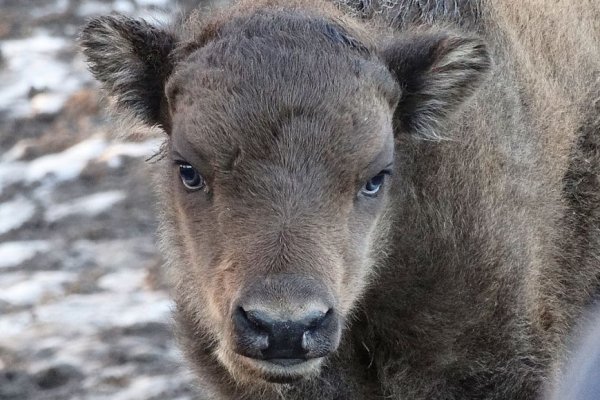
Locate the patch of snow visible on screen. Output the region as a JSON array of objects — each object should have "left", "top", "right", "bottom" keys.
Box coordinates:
[
  {"left": 30, "top": 185, "right": 56, "bottom": 210},
  {"left": 11, "top": 292, "right": 171, "bottom": 335},
  {"left": 0, "top": 162, "right": 26, "bottom": 193},
  {"left": 30, "top": 92, "right": 70, "bottom": 115},
  {"left": 99, "top": 138, "right": 163, "bottom": 168},
  {"left": 30, "top": 0, "right": 70, "bottom": 18},
  {"left": 64, "top": 24, "right": 81, "bottom": 37},
  {"left": 45, "top": 191, "right": 127, "bottom": 222},
  {"left": 0, "top": 271, "right": 77, "bottom": 306},
  {"left": 98, "top": 269, "right": 148, "bottom": 293},
  {"left": 0, "top": 241, "right": 51, "bottom": 269},
  {"left": 0, "top": 196, "right": 36, "bottom": 235},
  {"left": 0, "top": 33, "right": 84, "bottom": 117},
  {"left": 7, "top": 335, "right": 108, "bottom": 376},
  {"left": 2, "top": 141, "right": 30, "bottom": 162},
  {"left": 0, "top": 272, "right": 30, "bottom": 288},
  {"left": 68, "top": 238, "right": 157, "bottom": 272},
  {"left": 2, "top": 32, "right": 67, "bottom": 55},
  {"left": 113, "top": 0, "right": 136, "bottom": 14},
  {"left": 0, "top": 292, "right": 172, "bottom": 338},
  {"left": 0, "top": 311, "right": 34, "bottom": 337},
  {"left": 26, "top": 137, "right": 108, "bottom": 184},
  {"left": 135, "top": 0, "right": 170, "bottom": 7},
  {"left": 0, "top": 137, "right": 163, "bottom": 194},
  {"left": 77, "top": 1, "right": 113, "bottom": 17},
  {"left": 105, "top": 375, "right": 181, "bottom": 400}
]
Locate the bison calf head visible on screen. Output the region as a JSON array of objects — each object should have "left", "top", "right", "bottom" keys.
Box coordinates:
[{"left": 80, "top": 2, "right": 489, "bottom": 385}]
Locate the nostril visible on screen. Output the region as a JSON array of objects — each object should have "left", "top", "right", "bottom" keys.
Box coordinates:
[
  {"left": 234, "top": 306, "right": 268, "bottom": 334},
  {"left": 236, "top": 306, "right": 251, "bottom": 326},
  {"left": 233, "top": 307, "right": 270, "bottom": 356},
  {"left": 304, "top": 308, "right": 334, "bottom": 331},
  {"left": 235, "top": 306, "right": 264, "bottom": 329},
  {"left": 307, "top": 308, "right": 332, "bottom": 329},
  {"left": 302, "top": 308, "right": 333, "bottom": 344},
  {"left": 234, "top": 306, "right": 249, "bottom": 326},
  {"left": 245, "top": 309, "right": 272, "bottom": 331}
]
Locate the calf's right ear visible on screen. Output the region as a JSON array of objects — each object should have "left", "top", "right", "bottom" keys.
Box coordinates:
[{"left": 79, "top": 15, "right": 176, "bottom": 130}]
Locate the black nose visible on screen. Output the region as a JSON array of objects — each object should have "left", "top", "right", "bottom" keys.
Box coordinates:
[{"left": 232, "top": 306, "right": 339, "bottom": 362}]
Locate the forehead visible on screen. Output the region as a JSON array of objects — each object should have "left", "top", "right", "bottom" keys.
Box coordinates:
[{"left": 168, "top": 10, "right": 394, "bottom": 172}]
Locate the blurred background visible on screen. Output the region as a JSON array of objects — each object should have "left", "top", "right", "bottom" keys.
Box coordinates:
[{"left": 0, "top": 1, "right": 222, "bottom": 399}]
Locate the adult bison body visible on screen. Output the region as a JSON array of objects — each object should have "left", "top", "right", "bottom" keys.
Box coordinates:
[{"left": 80, "top": 0, "right": 600, "bottom": 398}]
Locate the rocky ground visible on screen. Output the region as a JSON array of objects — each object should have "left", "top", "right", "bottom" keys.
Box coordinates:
[{"left": 0, "top": 1, "right": 219, "bottom": 399}]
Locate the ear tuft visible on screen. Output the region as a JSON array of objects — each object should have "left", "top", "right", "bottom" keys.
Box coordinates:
[
  {"left": 79, "top": 15, "right": 176, "bottom": 130},
  {"left": 382, "top": 32, "right": 490, "bottom": 139}
]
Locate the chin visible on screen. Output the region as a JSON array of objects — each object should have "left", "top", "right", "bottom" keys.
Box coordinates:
[{"left": 217, "top": 346, "right": 324, "bottom": 384}]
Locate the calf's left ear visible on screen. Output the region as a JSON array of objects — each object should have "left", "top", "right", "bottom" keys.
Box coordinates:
[
  {"left": 79, "top": 15, "right": 176, "bottom": 130},
  {"left": 381, "top": 32, "right": 490, "bottom": 139}
]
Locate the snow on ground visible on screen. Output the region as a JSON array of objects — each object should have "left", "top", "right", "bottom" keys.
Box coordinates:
[
  {"left": 0, "top": 241, "right": 52, "bottom": 269},
  {"left": 30, "top": 0, "right": 71, "bottom": 19},
  {"left": 0, "top": 271, "right": 77, "bottom": 307},
  {"left": 0, "top": 33, "right": 88, "bottom": 117},
  {"left": 77, "top": 2, "right": 116, "bottom": 17},
  {"left": 98, "top": 138, "right": 163, "bottom": 168},
  {"left": 26, "top": 137, "right": 108, "bottom": 184},
  {"left": 45, "top": 190, "right": 127, "bottom": 222},
  {"left": 97, "top": 269, "right": 148, "bottom": 293},
  {"left": 135, "top": 0, "right": 172, "bottom": 7},
  {"left": 0, "top": 1, "right": 213, "bottom": 399},
  {"left": 0, "top": 197, "right": 36, "bottom": 235},
  {"left": 0, "top": 292, "right": 173, "bottom": 338},
  {"left": 0, "top": 137, "right": 163, "bottom": 194}
]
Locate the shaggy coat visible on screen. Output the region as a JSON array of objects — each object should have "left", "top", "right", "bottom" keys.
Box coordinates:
[{"left": 80, "top": 0, "right": 600, "bottom": 398}]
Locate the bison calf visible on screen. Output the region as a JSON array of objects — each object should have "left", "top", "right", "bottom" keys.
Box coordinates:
[{"left": 80, "top": 0, "right": 600, "bottom": 398}]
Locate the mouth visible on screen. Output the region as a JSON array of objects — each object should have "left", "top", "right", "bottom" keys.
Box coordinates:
[
  {"left": 266, "top": 358, "right": 308, "bottom": 367},
  {"left": 239, "top": 356, "right": 324, "bottom": 383}
]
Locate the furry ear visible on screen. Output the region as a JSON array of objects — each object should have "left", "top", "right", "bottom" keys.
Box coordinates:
[
  {"left": 381, "top": 32, "right": 490, "bottom": 139},
  {"left": 79, "top": 15, "right": 176, "bottom": 130}
]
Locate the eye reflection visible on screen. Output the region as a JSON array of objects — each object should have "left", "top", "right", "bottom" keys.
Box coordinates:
[
  {"left": 178, "top": 163, "right": 205, "bottom": 191},
  {"left": 361, "top": 171, "right": 388, "bottom": 197}
]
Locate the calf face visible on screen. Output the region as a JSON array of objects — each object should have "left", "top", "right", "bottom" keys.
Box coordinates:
[{"left": 81, "top": 3, "right": 489, "bottom": 384}]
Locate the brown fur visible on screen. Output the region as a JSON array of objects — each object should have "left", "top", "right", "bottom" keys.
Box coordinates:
[{"left": 80, "top": 0, "right": 600, "bottom": 398}]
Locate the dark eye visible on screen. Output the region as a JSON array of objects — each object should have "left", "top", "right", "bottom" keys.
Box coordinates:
[
  {"left": 361, "top": 172, "right": 387, "bottom": 197},
  {"left": 178, "top": 163, "right": 205, "bottom": 191}
]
